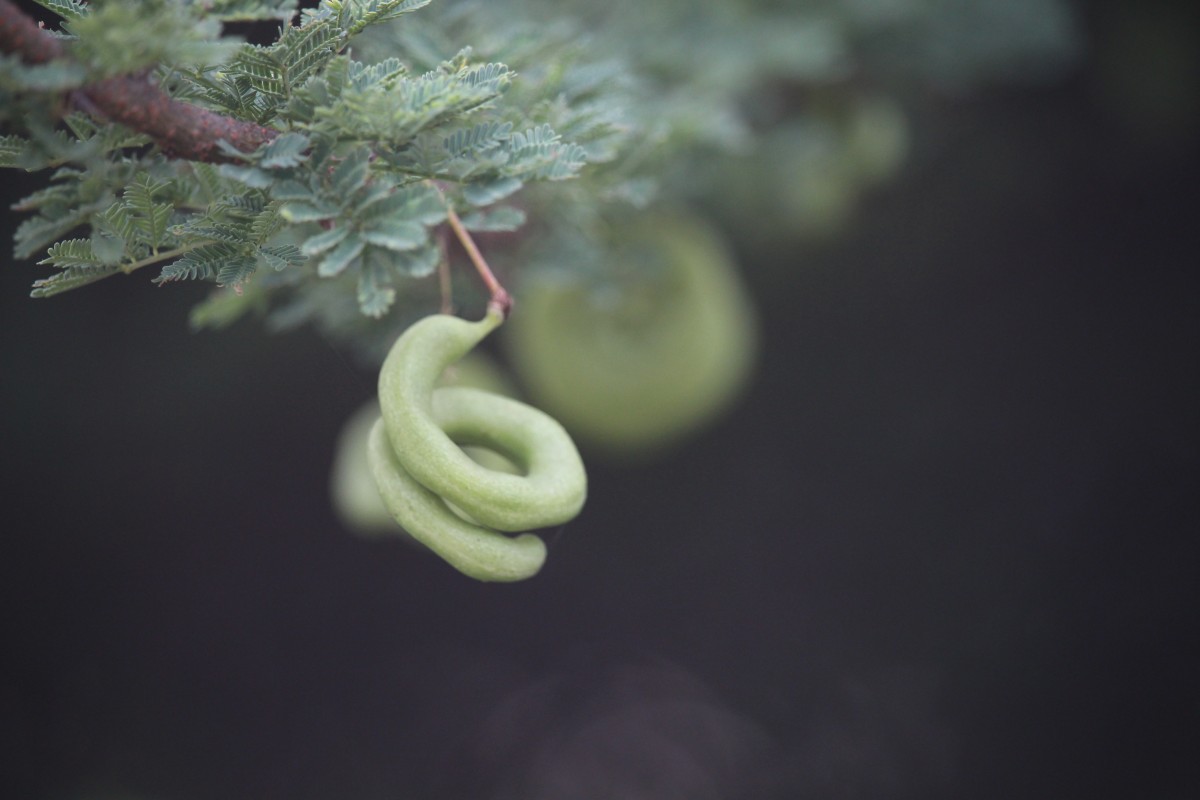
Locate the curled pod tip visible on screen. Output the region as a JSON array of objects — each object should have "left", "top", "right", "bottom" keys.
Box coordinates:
[{"left": 367, "top": 418, "right": 548, "bottom": 582}]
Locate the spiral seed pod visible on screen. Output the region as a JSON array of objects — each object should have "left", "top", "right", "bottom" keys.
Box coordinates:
[
  {"left": 329, "top": 352, "right": 522, "bottom": 536},
  {"left": 504, "top": 211, "right": 758, "bottom": 458},
  {"left": 368, "top": 309, "right": 587, "bottom": 582}
]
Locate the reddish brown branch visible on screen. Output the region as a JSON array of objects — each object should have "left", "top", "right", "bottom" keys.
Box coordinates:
[
  {"left": 444, "top": 202, "right": 513, "bottom": 318},
  {"left": 83, "top": 74, "right": 277, "bottom": 161},
  {"left": 0, "top": 0, "right": 276, "bottom": 162},
  {"left": 0, "top": 0, "right": 62, "bottom": 63}
]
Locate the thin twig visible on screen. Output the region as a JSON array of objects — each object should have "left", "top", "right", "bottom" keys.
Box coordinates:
[
  {"left": 436, "top": 227, "right": 454, "bottom": 315},
  {"left": 124, "top": 244, "right": 193, "bottom": 274},
  {"left": 443, "top": 202, "right": 512, "bottom": 318}
]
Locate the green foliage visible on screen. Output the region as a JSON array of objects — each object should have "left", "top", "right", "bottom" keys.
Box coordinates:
[
  {"left": 30, "top": 0, "right": 90, "bottom": 22},
  {"left": 0, "top": 134, "right": 26, "bottom": 168},
  {"left": 306, "top": 58, "right": 511, "bottom": 148},
  {"left": 3, "top": 0, "right": 617, "bottom": 327},
  {"left": 30, "top": 239, "right": 120, "bottom": 297},
  {"left": 202, "top": 0, "right": 298, "bottom": 23},
  {"left": 66, "top": 0, "right": 238, "bottom": 77},
  {"left": 183, "top": 11, "right": 351, "bottom": 123},
  {"left": 0, "top": 54, "right": 88, "bottom": 91},
  {"left": 3, "top": 0, "right": 1081, "bottom": 356}
]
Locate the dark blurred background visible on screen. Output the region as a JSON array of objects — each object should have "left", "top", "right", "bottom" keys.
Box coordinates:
[{"left": 2, "top": 1, "right": 1197, "bottom": 798}]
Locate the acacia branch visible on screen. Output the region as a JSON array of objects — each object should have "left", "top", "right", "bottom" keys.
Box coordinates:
[
  {"left": 0, "top": 0, "right": 276, "bottom": 162},
  {"left": 0, "top": 0, "right": 59, "bottom": 62},
  {"left": 81, "top": 74, "right": 278, "bottom": 161}
]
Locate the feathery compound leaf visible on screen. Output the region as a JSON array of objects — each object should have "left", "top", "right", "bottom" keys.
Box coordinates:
[
  {"left": 260, "top": 133, "right": 311, "bottom": 169},
  {"left": 31, "top": 265, "right": 120, "bottom": 298},
  {"left": 15, "top": 208, "right": 93, "bottom": 261},
  {"left": 187, "top": 73, "right": 259, "bottom": 118},
  {"left": 31, "top": 0, "right": 89, "bottom": 22},
  {"left": 216, "top": 255, "right": 259, "bottom": 289},
  {"left": 503, "top": 123, "right": 585, "bottom": 179},
  {"left": 537, "top": 142, "right": 588, "bottom": 180},
  {"left": 199, "top": 11, "right": 346, "bottom": 122},
  {"left": 248, "top": 200, "right": 285, "bottom": 244},
  {"left": 156, "top": 244, "right": 243, "bottom": 284},
  {"left": 183, "top": 224, "right": 253, "bottom": 245},
  {"left": 38, "top": 239, "right": 101, "bottom": 269},
  {"left": 188, "top": 163, "right": 228, "bottom": 204},
  {"left": 94, "top": 202, "right": 137, "bottom": 246},
  {"left": 258, "top": 243, "right": 305, "bottom": 271},
  {"left": 415, "top": 62, "right": 510, "bottom": 118},
  {"left": 459, "top": 62, "right": 511, "bottom": 94},
  {"left": 509, "top": 123, "right": 558, "bottom": 150},
  {"left": 124, "top": 176, "right": 175, "bottom": 248},
  {"left": 225, "top": 192, "right": 270, "bottom": 217},
  {"left": 12, "top": 171, "right": 80, "bottom": 212},
  {"left": 203, "top": 0, "right": 298, "bottom": 23},
  {"left": 342, "top": 0, "right": 433, "bottom": 37},
  {"left": 67, "top": 1, "right": 236, "bottom": 77},
  {"left": 277, "top": 16, "right": 344, "bottom": 85},
  {"left": 0, "top": 134, "right": 29, "bottom": 168},
  {"left": 317, "top": 60, "right": 511, "bottom": 146},
  {"left": 443, "top": 121, "right": 512, "bottom": 157},
  {"left": 124, "top": 175, "right": 171, "bottom": 206},
  {"left": 228, "top": 47, "right": 288, "bottom": 101},
  {"left": 345, "top": 57, "right": 407, "bottom": 90}
]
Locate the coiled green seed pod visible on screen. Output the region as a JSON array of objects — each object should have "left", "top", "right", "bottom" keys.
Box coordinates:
[
  {"left": 504, "top": 211, "right": 758, "bottom": 458},
  {"left": 367, "top": 309, "right": 587, "bottom": 582},
  {"left": 329, "top": 352, "right": 521, "bottom": 536}
]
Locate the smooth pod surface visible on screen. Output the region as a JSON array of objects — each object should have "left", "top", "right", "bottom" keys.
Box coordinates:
[
  {"left": 368, "top": 311, "right": 587, "bottom": 581},
  {"left": 329, "top": 352, "right": 522, "bottom": 536}
]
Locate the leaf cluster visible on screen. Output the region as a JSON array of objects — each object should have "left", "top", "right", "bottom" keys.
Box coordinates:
[
  {"left": 4, "top": 0, "right": 598, "bottom": 329},
  {"left": 63, "top": 0, "right": 238, "bottom": 78},
  {"left": 3, "top": 0, "right": 1082, "bottom": 357}
]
